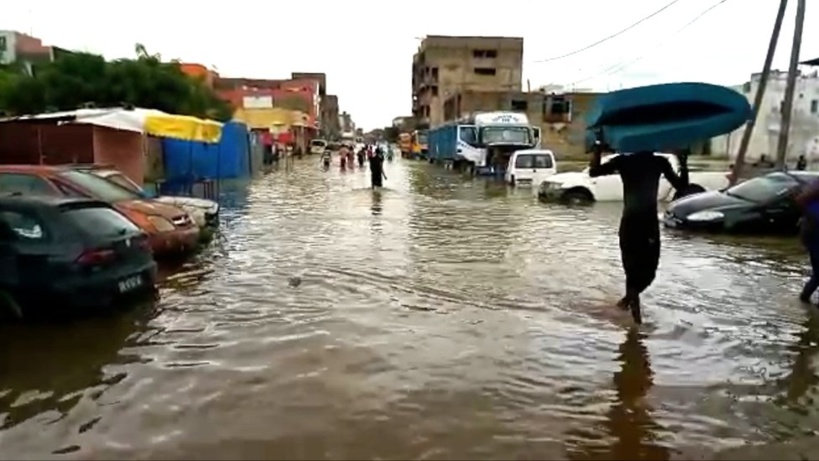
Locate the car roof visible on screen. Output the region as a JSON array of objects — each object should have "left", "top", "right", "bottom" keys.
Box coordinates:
[
  {"left": 514, "top": 149, "right": 555, "bottom": 155},
  {"left": 0, "top": 194, "right": 110, "bottom": 209},
  {"left": 786, "top": 171, "right": 819, "bottom": 180}
]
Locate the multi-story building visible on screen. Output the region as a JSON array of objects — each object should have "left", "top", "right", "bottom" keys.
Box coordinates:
[
  {"left": 442, "top": 89, "right": 600, "bottom": 157},
  {"left": 321, "top": 94, "right": 340, "bottom": 139},
  {"left": 411, "top": 35, "right": 523, "bottom": 129},
  {"left": 0, "top": 30, "right": 73, "bottom": 74},
  {"left": 712, "top": 67, "right": 819, "bottom": 162}
]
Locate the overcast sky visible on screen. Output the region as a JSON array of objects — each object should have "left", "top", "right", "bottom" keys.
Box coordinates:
[{"left": 1, "top": 0, "right": 817, "bottom": 130}]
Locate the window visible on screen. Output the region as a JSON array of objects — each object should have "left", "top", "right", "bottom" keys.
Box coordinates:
[
  {"left": 62, "top": 206, "right": 140, "bottom": 238},
  {"left": 533, "top": 154, "right": 553, "bottom": 169},
  {"left": 511, "top": 100, "right": 528, "bottom": 111},
  {"left": 724, "top": 172, "right": 797, "bottom": 203},
  {"left": 431, "top": 86, "right": 438, "bottom": 96},
  {"left": 57, "top": 171, "right": 140, "bottom": 203},
  {"left": 459, "top": 126, "right": 478, "bottom": 146},
  {"left": 515, "top": 155, "right": 534, "bottom": 169},
  {"left": 811, "top": 99, "right": 818, "bottom": 114},
  {"left": 104, "top": 173, "right": 142, "bottom": 194},
  {"left": 0, "top": 36, "right": 6, "bottom": 52},
  {"left": 0, "top": 211, "right": 46, "bottom": 240},
  {"left": 0, "top": 173, "right": 56, "bottom": 195},
  {"left": 472, "top": 49, "right": 497, "bottom": 58},
  {"left": 474, "top": 67, "right": 496, "bottom": 76},
  {"left": 431, "top": 67, "right": 438, "bottom": 80},
  {"left": 545, "top": 96, "right": 572, "bottom": 115}
]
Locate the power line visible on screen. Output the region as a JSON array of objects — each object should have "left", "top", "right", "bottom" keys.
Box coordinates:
[
  {"left": 532, "top": 0, "right": 684, "bottom": 64},
  {"left": 565, "top": 0, "right": 730, "bottom": 87}
]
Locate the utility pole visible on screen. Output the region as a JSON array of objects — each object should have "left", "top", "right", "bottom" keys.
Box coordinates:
[
  {"left": 730, "top": 0, "right": 789, "bottom": 184},
  {"left": 775, "top": 0, "right": 807, "bottom": 170}
]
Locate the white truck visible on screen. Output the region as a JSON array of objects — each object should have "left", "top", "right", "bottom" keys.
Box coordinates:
[{"left": 538, "top": 153, "right": 730, "bottom": 204}]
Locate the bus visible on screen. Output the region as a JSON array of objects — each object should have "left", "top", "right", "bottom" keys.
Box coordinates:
[
  {"left": 411, "top": 130, "right": 428, "bottom": 159},
  {"left": 398, "top": 133, "right": 412, "bottom": 158}
]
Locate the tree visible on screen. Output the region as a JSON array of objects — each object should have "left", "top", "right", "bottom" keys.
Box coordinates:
[{"left": 0, "top": 44, "right": 232, "bottom": 121}]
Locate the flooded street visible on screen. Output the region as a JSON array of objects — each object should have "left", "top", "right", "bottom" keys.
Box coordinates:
[{"left": 2, "top": 157, "right": 819, "bottom": 460}]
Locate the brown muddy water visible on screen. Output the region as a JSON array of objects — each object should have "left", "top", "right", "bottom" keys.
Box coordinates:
[{"left": 0, "top": 158, "right": 817, "bottom": 460}]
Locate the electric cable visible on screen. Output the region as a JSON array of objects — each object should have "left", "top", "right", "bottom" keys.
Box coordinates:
[
  {"left": 532, "top": 0, "right": 685, "bottom": 63},
  {"left": 565, "top": 0, "right": 730, "bottom": 87}
]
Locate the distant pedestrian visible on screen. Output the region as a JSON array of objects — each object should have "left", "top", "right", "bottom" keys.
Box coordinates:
[
  {"left": 797, "top": 154, "right": 808, "bottom": 171},
  {"left": 369, "top": 150, "right": 387, "bottom": 188}
]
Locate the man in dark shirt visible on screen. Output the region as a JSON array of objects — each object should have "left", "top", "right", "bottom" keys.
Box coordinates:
[{"left": 588, "top": 145, "right": 688, "bottom": 324}]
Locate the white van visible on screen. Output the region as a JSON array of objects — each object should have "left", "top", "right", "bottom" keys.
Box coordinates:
[
  {"left": 505, "top": 149, "right": 558, "bottom": 187},
  {"left": 310, "top": 139, "right": 328, "bottom": 155}
]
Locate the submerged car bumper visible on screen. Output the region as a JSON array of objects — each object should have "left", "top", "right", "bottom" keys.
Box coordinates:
[
  {"left": 150, "top": 226, "right": 200, "bottom": 257},
  {"left": 16, "top": 263, "right": 159, "bottom": 319},
  {"left": 537, "top": 184, "right": 565, "bottom": 202}
]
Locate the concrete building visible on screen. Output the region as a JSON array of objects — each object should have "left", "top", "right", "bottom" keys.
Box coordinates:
[
  {"left": 442, "top": 89, "right": 600, "bottom": 157},
  {"left": 712, "top": 68, "right": 819, "bottom": 162},
  {"left": 339, "top": 111, "right": 355, "bottom": 134},
  {"left": 0, "top": 30, "right": 73, "bottom": 74},
  {"left": 322, "top": 94, "right": 340, "bottom": 139},
  {"left": 411, "top": 35, "right": 523, "bottom": 128}
]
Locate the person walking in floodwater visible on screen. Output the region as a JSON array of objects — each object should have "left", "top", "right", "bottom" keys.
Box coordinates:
[
  {"left": 588, "top": 139, "right": 688, "bottom": 324},
  {"left": 357, "top": 145, "right": 366, "bottom": 169},
  {"left": 339, "top": 143, "right": 350, "bottom": 171},
  {"left": 369, "top": 148, "right": 387, "bottom": 188},
  {"left": 796, "top": 178, "right": 819, "bottom": 303}
]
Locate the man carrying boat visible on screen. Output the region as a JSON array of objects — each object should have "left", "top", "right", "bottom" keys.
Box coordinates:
[{"left": 588, "top": 141, "right": 688, "bottom": 324}]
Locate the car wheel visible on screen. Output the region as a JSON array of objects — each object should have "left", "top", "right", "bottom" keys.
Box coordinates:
[
  {"left": 673, "top": 184, "right": 706, "bottom": 201},
  {"left": 561, "top": 188, "right": 594, "bottom": 205}
]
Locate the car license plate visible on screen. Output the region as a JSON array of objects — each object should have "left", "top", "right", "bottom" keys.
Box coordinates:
[
  {"left": 118, "top": 275, "right": 143, "bottom": 293},
  {"left": 517, "top": 178, "right": 532, "bottom": 184}
]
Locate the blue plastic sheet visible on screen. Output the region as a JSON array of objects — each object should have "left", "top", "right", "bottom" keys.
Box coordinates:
[{"left": 162, "top": 121, "right": 251, "bottom": 181}]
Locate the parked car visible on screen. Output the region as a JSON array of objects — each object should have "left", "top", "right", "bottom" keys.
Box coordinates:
[
  {"left": 663, "top": 171, "right": 819, "bottom": 234},
  {"left": 310, "top": 139, "right": 328, "bottom": 156},
  {"left": 71, "top": 165, "right": 219, "bottom": 229},
  {"left": 0, "top": 195, "right": 157, "bottom": 320},
  {"left": 0, "top": 166, "right": 199, "bottom": 257},
  {"left": 504, "top": 149, "right": 558, "bottom": 188},
  {"left": 538, "top": 153, "right": 730, "bottom": 204}
]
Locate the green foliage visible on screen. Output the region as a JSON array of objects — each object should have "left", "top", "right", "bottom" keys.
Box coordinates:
[{"left": 0, "top": 43, "right": 232, "bottom": 121}]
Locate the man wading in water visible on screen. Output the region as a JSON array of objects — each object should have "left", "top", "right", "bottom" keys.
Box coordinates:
[
  {"left": 369, "top": 148, "right": 387, "bottom": 188},
  {"left": 588, "top": 140, "right": 688, "bottom": 324}
]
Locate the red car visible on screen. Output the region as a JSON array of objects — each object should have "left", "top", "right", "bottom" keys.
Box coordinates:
[{"left": 0, "top": 165, "right": 200, "bottom": 257}]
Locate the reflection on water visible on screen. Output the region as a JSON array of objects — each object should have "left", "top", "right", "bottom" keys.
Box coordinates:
[{"left": 1, "top": 158, "right": 819, "bottom": 460}]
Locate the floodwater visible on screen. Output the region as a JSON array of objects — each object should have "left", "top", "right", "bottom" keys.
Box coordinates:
[{"left": 1, "top": 157, "right": 818, "bottom": 460}]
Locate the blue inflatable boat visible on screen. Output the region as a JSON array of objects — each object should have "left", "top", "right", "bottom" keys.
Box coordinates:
[{"left": 585, "top": 82, "right": 752, "bottom": 152}]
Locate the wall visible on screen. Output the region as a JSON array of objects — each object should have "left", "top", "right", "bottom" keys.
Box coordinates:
[
  {"left": 322, "top": 94, "right": 340, "bottom": 139},
  {"left": 217, "top": 78, "right": 319, "bottom": 127},
  {"left": 712, "top": 69, "right": 819, "bottom": 162},
  {"left": 92, "top": 127, "right": 145, "bottom": 186},
  {"left": 441, "top": 90, "right": 600, "bottom": 157},
  {"left": 412, "top": 36, "right": 523, "bottom": 128},
  {"left": 291, "top": 72, "right": 326, "bottom": 95},
  {"left": 0, "top": 122, "right": 94, "bottom": 164}
]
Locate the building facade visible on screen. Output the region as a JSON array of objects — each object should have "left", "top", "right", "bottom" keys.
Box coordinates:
[
  {"left": 411, "top": 35, "right": 523, "bottom": 129},
  {"left": 442, "top": 89, "right": 600, "bottom": 157},
  {"left": 0, "top": 30, "right": 73, "bottom": 74},
  {"left": 712, "top": 68, "right": 819, "bottom": 162}
]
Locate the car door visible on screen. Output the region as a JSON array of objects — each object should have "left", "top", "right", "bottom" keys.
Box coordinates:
[
  {"left": 0, "top": 217, "right": 19, "bottom": 289},
  {"left": 532, "top": 153, "right": 556, "bottom": 187},
  {"left": 759, "top": 186, "right": 803, "bottom": 234},
  {"left": 0, "top": 208, "right": 51, "bottom": 288},
  {"left": 512, "top": 154, "right": 535, "bottom": 185}
]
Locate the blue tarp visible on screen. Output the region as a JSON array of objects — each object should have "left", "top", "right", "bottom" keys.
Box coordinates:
[
  {"left": 585, "top": 82, "right": 752, "bottom": 152},
  {"left": 162, "top": 121, "right": 251, "bottom": 182}
]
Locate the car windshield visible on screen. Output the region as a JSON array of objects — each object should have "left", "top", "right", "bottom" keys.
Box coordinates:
[
  {"left": 481, "top": 126, "right": 531, "bottom": 144},
  {"left": 725, "top": 172, "right": 798, "bottom": 203},
  {"left": 100, "top": 171, "right": 143, "bottom": 194},
  {"left": 311, "top": 140, "right": 326, "bottom": 147},
  {"left": 58, "top": 170, "right": 141, "bottom": 202}
]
